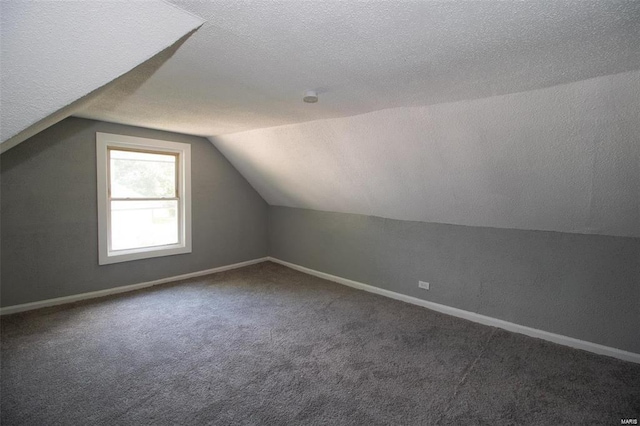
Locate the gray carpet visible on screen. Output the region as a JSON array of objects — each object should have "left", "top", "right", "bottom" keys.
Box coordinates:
[{"left": 1, "top": 262, "right": 638, "bottom": 425}]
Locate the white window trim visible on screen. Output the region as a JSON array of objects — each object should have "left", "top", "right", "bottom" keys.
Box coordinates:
[{"left": 96, "top": 132, "right": 192, "bottom": 265}]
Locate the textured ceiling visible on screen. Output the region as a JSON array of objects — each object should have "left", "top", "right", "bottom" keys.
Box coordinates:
[
  {"left": 44, "top": 1, "right": 640, "bottom": 237},
  {"left": 212, "top": 71, "right": 640, "bottom": 238},
  {"left": 0, "top": 0, "right": 203, "bottom": 151},
  {"left": 76, "top": 0, "right": 640, "bottom": 137}
]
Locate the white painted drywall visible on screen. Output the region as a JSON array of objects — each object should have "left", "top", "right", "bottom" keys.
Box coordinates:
[
  {"left": 0, "top": 0, "right": 203, "bottom": 150},
  {"left": 76, "top": 0, "right": 640, "bottom": 137},
  {"left": 212, "top": 71, "right": 640, "bottom": 238},
  {"left": 5, "top": 1, "right": 638, "bottom": 238}
]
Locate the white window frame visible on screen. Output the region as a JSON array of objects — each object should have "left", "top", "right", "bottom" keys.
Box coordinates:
[{"left": 96, "top": 132, "right": 192, "bottom": 265}]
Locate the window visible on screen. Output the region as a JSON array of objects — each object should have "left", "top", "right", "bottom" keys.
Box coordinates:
[{"left": 96, "top": 133, "right": 191, "bottom": 265}]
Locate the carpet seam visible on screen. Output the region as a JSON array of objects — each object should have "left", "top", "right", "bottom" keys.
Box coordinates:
[{"left": 434, "top": 327, "right": 498, "bottom": 425}]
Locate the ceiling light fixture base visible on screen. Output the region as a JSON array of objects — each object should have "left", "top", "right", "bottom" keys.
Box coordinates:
[{"left": 303, "top": 90, "right": 318, "bottom": 103}]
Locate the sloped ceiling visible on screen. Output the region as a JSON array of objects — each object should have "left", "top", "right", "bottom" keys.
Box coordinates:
[
  {"left": 212, "top": 71, "right": 640, "bottom": 238},
  {"left": 77, "top": 1, "right": 640, "bottom": 137},
  {"left": 71, "top": 1, "right": 639, "bottom": 238},
  {"left": 0, "top": 0, "right": 203, "bottom": 152}
]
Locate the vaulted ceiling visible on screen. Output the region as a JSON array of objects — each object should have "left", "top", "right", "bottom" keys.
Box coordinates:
[
  {"left": 77, "top": 1, "right": 640, "bottom": 136},
  {"left": 4, "top": 1, "right": 640, "bottom": 237},
  {"left": 0, "top": 0, "right": 203, "bottom": 151},
  {"left": 213, "top": 70, "right": 639, "bottom": 238}
]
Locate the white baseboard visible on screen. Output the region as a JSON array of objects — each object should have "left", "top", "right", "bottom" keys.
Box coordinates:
[
  {"left": 4, "top": 255, "right": 637, "bottom": 364},
  {"left": 0, "top": 257, "right": 269, "bottom": 316},
  {"left": 267, "top": 257, "right": 640, "bottom": 364}
]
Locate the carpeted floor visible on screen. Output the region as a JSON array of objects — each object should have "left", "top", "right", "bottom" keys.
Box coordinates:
[{"left": 1, "top": 262, "right": 639, "bottom": 425}]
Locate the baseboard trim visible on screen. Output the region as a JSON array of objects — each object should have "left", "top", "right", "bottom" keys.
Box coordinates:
[
  {"left": 0, "top": 257, "right": 269, "bottom": 316},
  {"left": 267, "top": 257, "right": 640, "bottom": 364}
]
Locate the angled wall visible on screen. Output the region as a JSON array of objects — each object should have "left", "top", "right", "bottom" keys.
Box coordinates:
[
  {"left": 0, "top": 1, "right": 203, "bottom": 151},
  {"left": 1, "top": 118, "right": 268, "bottom": 307},
  {"left": 213, "top": 70, "right": 640, "bottom": 238}
]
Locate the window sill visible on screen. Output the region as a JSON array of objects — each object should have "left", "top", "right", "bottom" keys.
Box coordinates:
[{"left": 98, "top": 244, "right": 192, "bottom": 265}]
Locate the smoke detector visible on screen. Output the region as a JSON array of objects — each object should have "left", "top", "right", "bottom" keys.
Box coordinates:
[{"left": 303, "top": 90, "right": 318, "bottom": 103}]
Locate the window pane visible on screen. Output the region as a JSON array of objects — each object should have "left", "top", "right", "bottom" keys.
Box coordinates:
[
  {"left": 111, "top": 200, "right": 178, "bottom": 251},
  {"left": 110, "top": 149, "right": 176, "bottom": 198}
]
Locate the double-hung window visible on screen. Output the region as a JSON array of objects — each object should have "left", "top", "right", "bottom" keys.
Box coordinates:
[{"left": 96, "top": 133, "right": 191, "bottom": 265}]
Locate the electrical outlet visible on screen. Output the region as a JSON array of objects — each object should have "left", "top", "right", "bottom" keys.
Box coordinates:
[{"left": 418, "top": 281, "right": 430, "bottom": 290}]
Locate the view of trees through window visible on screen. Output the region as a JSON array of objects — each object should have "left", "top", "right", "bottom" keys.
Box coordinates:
[
  {"left": 109, "top": 149, "right": 179, "bottom": 250},
  {"left": 110, "top": 150, "right": 176, "bottom": 198}
]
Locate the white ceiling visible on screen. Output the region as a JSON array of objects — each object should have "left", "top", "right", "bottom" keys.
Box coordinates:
[
  {"left": 0, "top": 0, "right": 203, "bottom": 151},
  {"left": 212, "top": 70, "right": 640, "bottom": 238},
  {"left": 68, "top": 1, "right": 639, "bottom": 237},
  {"left": 76, "top": 0, "right": 640, "bottom": 137}
]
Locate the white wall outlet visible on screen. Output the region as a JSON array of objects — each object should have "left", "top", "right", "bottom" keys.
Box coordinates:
[{"left": 418, "top": 281, "right": 430, "bottom": 290}]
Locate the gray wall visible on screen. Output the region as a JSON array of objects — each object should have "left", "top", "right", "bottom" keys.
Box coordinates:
[
  {"left": 268, "top": 206, "right": 640, "bottom": 353},
  {"left": 3, "top": 117, "right": 638, "bottom": 354},
  {"left": 1, "top": 117, "right": 268, "bottom": 307}
]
